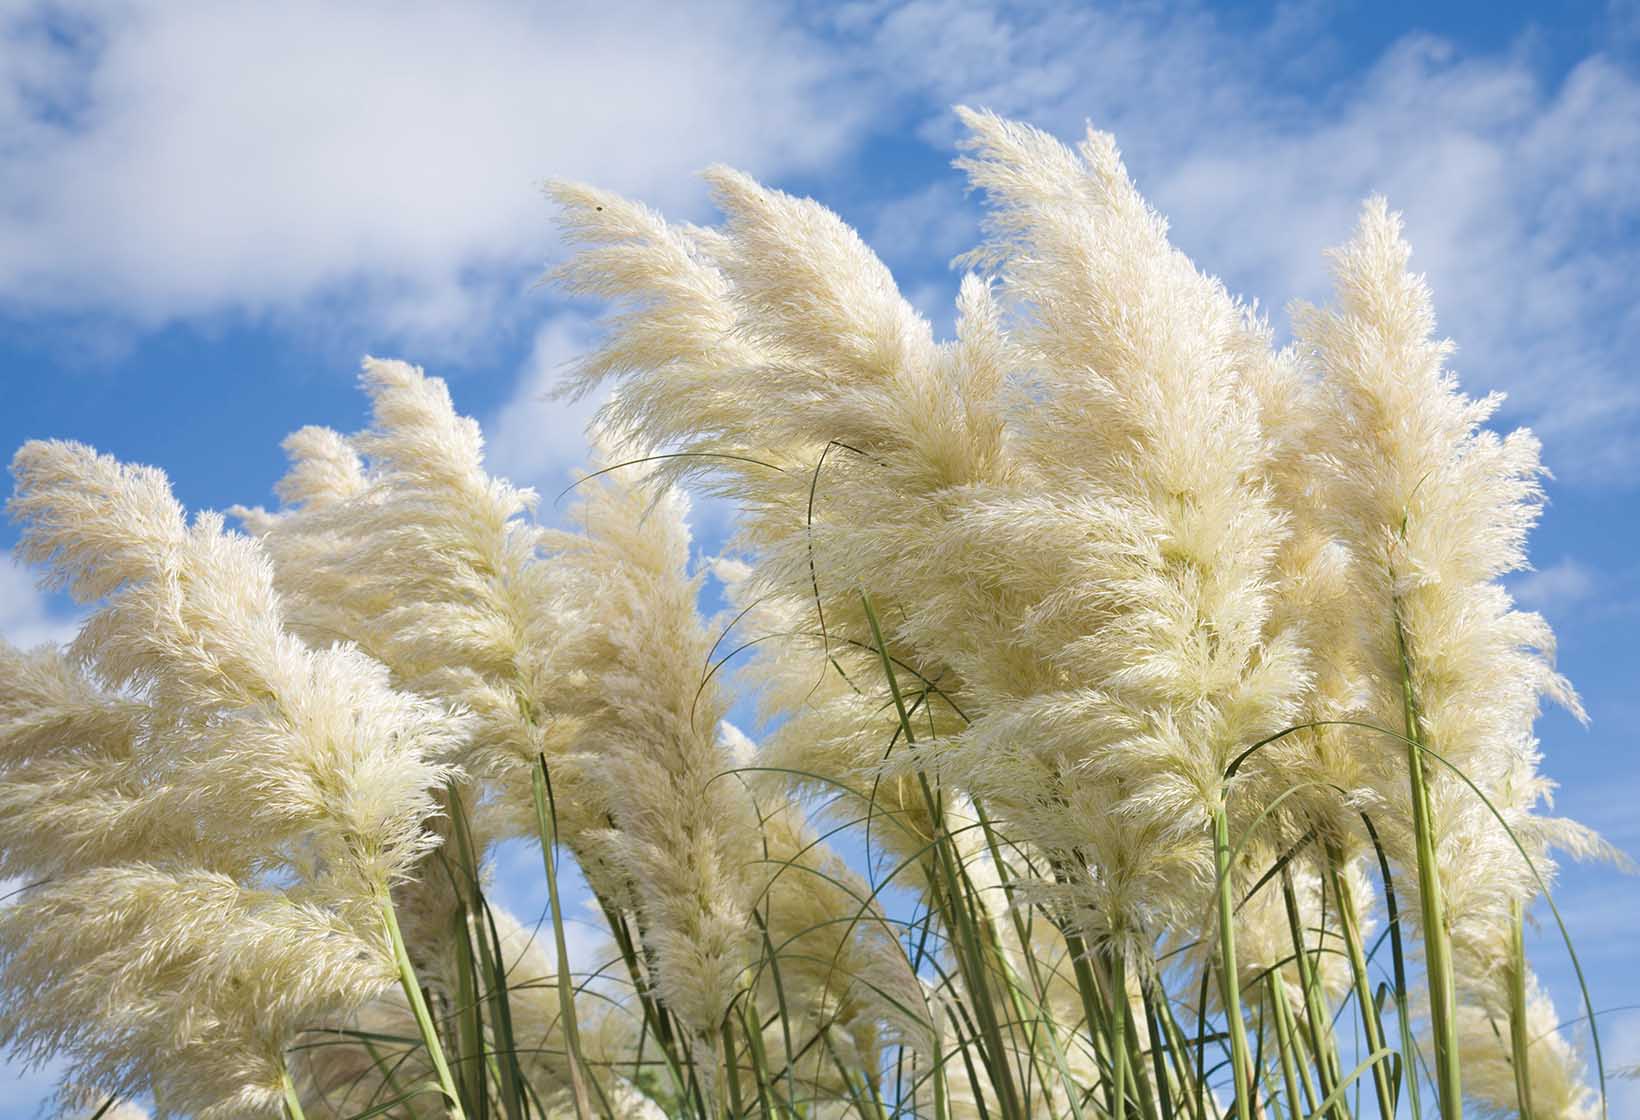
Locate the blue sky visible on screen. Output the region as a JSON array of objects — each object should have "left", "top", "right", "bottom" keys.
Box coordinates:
[{"left": 2, "top": 1, "right": 1637, "bottom": 1114}]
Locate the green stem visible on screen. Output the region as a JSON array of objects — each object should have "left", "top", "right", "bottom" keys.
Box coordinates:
[
  {"left": 1280, "top": 866, "right": 1344, "bottom": 1120},
  {"left": 1508, "top": 899, "right": 1535, "bottom": 1120},
  {"left": 716, "top": 1022, "right": 737, "bottom": 1120},
  {"left": 533, "top": 755, "right": 594, "bottom": 1120},
  {"left": 969, "top": 824, "right": 1067, "bottom": 1116},
  {"left": 380, "top": 894, "right": 467, "bottom": 1120},
  {"left": 438, "top": 790, "right": 489, "bottom": 1118},
  {"left": 739, "top": 1000, "right": 791, "bottom": 1120},
  {"left": 1123, "top": 982, "right": 1162, "bottom": 1120},
  {"left": 1214, "top": 805, "right": 1254, "bottom": 1120},
  {"left": 1364, "top": 811, "right": 1421, "bottom": 1120},
  {"left": 861, "top": 591, "right": 1023, "bottom": 1119},
  {"left": 1392, "top": 596, "right": 1462, "bottom": 1119},
  {"left": 822, "top": 1024, "right": 885, "bottom": 1120},
  {"left": 1155, "top": 977, "right": 1207, "bottom": 1120},
  {"left": 750, "top": 911, "right": 799, "bottom": 1114},
  {"left": 1141, "top": 980, "right": 1181, "bottom": 1120},
  {"left": 1327, "top": 845, "right": 1396, "bottom": 1120},
  {"left": 1061, "top": 920, "right": 1119, "bottom": 1113},
  {"left": 281, "top": 1062, "right": 308, "bottom": 1120},
  {"left": 600, "top": 896, "right": 689, "bottom": 1101},
  {"left": 1264, "top": 974, "right": 1302, "bottom": 1120},
  {"left": 1272, "top": 970, "right": 1319, "bottom": 1117},
  {"left": 1111, "top": 948, "right": 1130, "bottom": 1120},
  {"left": 450, "top": 901, "right": 486, "bottom": 1117}
]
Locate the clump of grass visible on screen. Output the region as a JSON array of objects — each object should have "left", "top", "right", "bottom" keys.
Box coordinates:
[{"left": 1, "top": 108, "right": 1624, "bottom": 1120}]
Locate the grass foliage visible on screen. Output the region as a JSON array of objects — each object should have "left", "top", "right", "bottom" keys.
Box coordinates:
[{"left": 1, "top": 109, "right": 1625, "bottom": 1120}]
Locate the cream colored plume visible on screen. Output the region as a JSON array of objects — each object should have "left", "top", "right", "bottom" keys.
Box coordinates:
[
  {"left": 546, "top": 105, "right": 1612, "bottom": 1115},
  {"left": 1299, "top": 198, "right": 1605, "bottom": 1107},
  {"left": 2, "top": 440, "right": 461, "bottom": 1117},
  {"left": 234, "top": 360, "right": 610, "bottom": 1004},
  {"left": 241, "top": 359, "right": 581, "bottom": 796},
  {"left": 550, "top": 107, "right": 1318, "bottom": 963},
  {"left": 550, "top": 172, "right": 1003, "bottom": 901},
  {"left": 1, "top": 101, "right": 1614, "bottom": 1120},
  {"left": 546, "top": 434, "right": 762, "bottom": 1045}
]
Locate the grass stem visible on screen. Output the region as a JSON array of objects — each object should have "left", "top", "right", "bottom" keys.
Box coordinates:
[
  {"left": 1327, "top": 844, "right": 1396, "bottom": 1120},
  {"left": 533, "top": 755, "right": 594, "bottom": 1120},
  {"left": 380, "top": 893, "right": 467, "bottom": 1120},
  {"left": 1392, "top": 595, "right": 1462, "bottom": 1119},
  {"left": 281, "top": 1062, "right": 308, "bottom": 1120},
  {"left": 1509, "top": 899, "right": 1536, "bottom": 1120},
  {"left": 1214, "top": 805, "right": 1254, "bottom": 1120}
]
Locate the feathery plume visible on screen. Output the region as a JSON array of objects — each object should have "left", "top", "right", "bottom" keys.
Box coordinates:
[
  {"left": 2, "top": 440, "right": 460, "bottom": 1116},
  {"left": 548, "top": 436, "right": 762, "bottom": 1044},
  {"left": 1300, "top": 196, "right": 1602, "bottom": 1116}
]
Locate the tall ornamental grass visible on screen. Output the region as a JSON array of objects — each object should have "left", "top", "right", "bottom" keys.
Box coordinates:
[{"left": 1, "top": 110, "right": 1625, "bottom": 1120}]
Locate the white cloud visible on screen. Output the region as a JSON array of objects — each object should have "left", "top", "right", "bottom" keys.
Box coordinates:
[
  {"left": 483, "top": 312, "right": 746, "bottom": 554},
  {"left": 831, "top": 1, "right": 1324, "bottom": 160},
  {"left": 7, "top": 0, "right": 1638, "bottom": 483},
  {"left": 0, "top": 555, "right": 79, "bottom": 649},
  {"left": 869, "top": 180, "right": 976, "bottom": 272},
  {"left": 1514, "top": 557, "right": 1598, "bottom": 613},
  {"left": 1145, "top": 46, "right": 1640, "bottom": 484},
  {"left": 0, "top": 0, "right": 863, "bottom": 352},
  {"left": 483, "top": 311, "right": 606, "bottom": 504},
  {"left": 1607, "top": 1016, "right": 1640, "bottom": 1118},
  {"left": 829, "top": 2, "right": 1640, "bottom": 482}
]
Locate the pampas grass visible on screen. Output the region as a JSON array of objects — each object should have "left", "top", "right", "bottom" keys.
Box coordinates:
[{"left": 1, "top": 109, "right": 1623, "bottom": 1120}]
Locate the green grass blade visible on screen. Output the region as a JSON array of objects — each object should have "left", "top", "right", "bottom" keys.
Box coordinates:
[
  {"left": 1214, "top": 805, "right": 1254, "bottom": 1120},
  {"left": 1391, "top": 596, "right": 1461, "bottom": 1120},
  {"left": 532, "top": 754, "right": 594, "bottom": 1120},
  {"left": 1326, "top": 845, "right": 1396, "bottom": 1120},
  {"left": 381, "top": 894, "right": 467, "bottom": 1120}
]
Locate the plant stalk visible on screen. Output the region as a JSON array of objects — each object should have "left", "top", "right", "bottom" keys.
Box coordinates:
[
  {"left": 1392, "top": 595, "right": 1462, "bottom": 1118},
  {"left": 533, "top": 755, "right": 594, "bottom": 1120},
  {"left": 1214, "top": 804, "right": 1254, "bottom": 1120},
  {"left": 1280, "top": 865, "right": 1345, "bottom": 1120},
  {"left": 1508, "top": 898, "right": 1536, "bottom": 1120},
  {"left": 381, "top": 893, "right": 467, "bottom": 1120},
  {"left": 1110, "top": 947, "right": 1130, "bottom": 1120},
  {"left": 1327, "top": 844, "right": 1396, "bottom": 1120},
  {"left": 1264, "top": 973, "right": 1303, "bottom": 1120},
  {"left": 281, "top": 1062, "right": 308, "bottom": 1120}
]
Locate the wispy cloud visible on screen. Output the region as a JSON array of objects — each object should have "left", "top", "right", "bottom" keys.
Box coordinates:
[
  {"left": 5, "top": 1, "right": 1636, "bottom": 484},
  {"left": 1514, "top": 557, "right": 1599, "bottom": 613},
  {"left": 868, "top": 180, "right": 976, "bottom": 272},
  {"left": 830, "top": 2, "right": 1640, "bottom": 483},
  {"left": 483, "top": 311, "right": 607, "bottom": 506},
  {"left": 0, "top": 1, "right": 862, "bottom": 353},
  {"left": 0, "top": 556, "right": 78, "bottom": 650}
]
